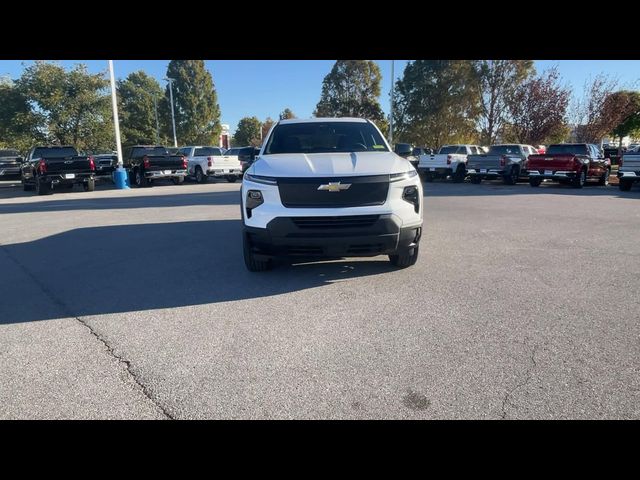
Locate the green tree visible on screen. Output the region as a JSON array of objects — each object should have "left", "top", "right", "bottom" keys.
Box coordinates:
[
  {"left": 279, "top": 108, "right": 296, "bottom": 120},
  {"left": 234, "top": 116, "right": 262, "bottom": 147},
  {"left": 609, "top": 91, "right": 640, "bottom": 144},
  {"left": 475, "top": 60, "right": 534, "bottom": 144},
  {"left": 0, "top": 82, "right": 43, "bottom": 153},
  {"left": 314, "top": 60, "right": 385, "bottom": 122},
  {"left": 504, "top": 67, "right": 571, "bottom": 145},
  {"left": 160, "top": 60, "right": 221, "bottom": 145},
  {"left": 117, "top": 71, "right": 165, "bottom": 146},
  {"left": 16, "top": 61, "right": 114, "bottom": 153},
  {"left": 393, "top": 60, "right": 481, "bottom": 148}
]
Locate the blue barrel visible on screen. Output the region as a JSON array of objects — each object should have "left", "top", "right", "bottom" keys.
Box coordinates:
[{"left": 113, "top": 168, "right": 130, "bottom": 189}]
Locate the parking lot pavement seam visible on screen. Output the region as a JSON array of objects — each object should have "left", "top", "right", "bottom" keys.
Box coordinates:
[
  {"left": 500, "top": 343, "right": 539, "bottom": 420},
  {"left": 0, "top": 242, "right": 173, "bottom": 420}
]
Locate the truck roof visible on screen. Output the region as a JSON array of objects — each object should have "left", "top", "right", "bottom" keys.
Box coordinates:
[{"left": 278, "top": 117, "right": 369, "bottom": 125}]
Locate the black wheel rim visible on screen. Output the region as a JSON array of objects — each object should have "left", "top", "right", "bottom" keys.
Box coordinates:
[{"left": 136, "top": 172, "right": 141, "bottom": 185}]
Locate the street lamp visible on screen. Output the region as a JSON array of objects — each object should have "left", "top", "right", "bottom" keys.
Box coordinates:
[
  {"left": 164, "top": 76, "right": 178, "bottom": 148},
  {"left": 108, "top": 60, "right": 128, "bottom": 189},
  {"left": 152, "top": 94, "right": 160, "bottom": 145}
]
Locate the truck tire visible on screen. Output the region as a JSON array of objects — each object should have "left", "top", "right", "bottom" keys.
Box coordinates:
[
  {"left": 529, "top": 177, "right": 542, "bottom": 187},
  {"left": 243, "top": 233, "right": 272, "bottom": 272},
  {"left": 195, "top": 166, "right": 207, "bottom": 184},
  {"left": 470, "top": 176, "right": 482, "bottom": 184},
  {"left": 619, "top": 179, "right": 633, "bottom": 191},
  {"left": 598, "top": 169, "right": 610, "bottom": 186},
  {"left": 83, "top": 178, "right": 95, "bottom": 191},
  {"left": 503, "top": 166, "right": 519, "bottom": 185},
  {"left": 172, "top": 176, "right": 185, "bottom": 185},
  {"left": 423, "top": 173, "right": 433, "bottom": 182},
  {"left": 452, "top": 165, "right": 465, "bottom": 183},
  {"left": 22, "top": 178, "right": 34, "bottom": 191},
  {"left": 226, "top": 176, "right": 237, "bottom": 183},
  {"left": 572, "top": 169, "right": 586, "bottom": 188},
  {"left": 134, "top": 168, "right": 149, "bottom": 188},
  {"left": 36, "top": 178, "right": 51, "bottom": 195},
  {"left": 389, "top": 245, "right": 419, "bottom": 268}
]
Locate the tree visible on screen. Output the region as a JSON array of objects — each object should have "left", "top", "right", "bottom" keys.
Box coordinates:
[
  {"left": 572, "top": 74, "right": 620, "bottom": 143},
  {"left": 0, "top": 82, "right": 43, "bottom": 153},
  {"left": 234, "top": 117, "right": 262, "bottom": 147},
  {"left": 117, "top": 71, "right": 165, "bottom": 146},
  {"left": 609, "top": 91, "right": 640, "bottom": 144},
  {"left": 505, "top": 67, "right": 571, "bottom": 145},
  {"left": 279, "top": 108, "right": 296, "bottom": 120},
  {"left": 16, "top": 61, "right": 114, "bottom": 152},
  {"left": 160, "top": 60, "right": 221, "bottom": 145},
  {"left": 393, "top": 60, "right": 481, "bottom": 148},
  {"left": 261, "top": 117, "right": 275, "bottom": 141},
  {"left": 314, "top": 60, "right": 385, "bottom": 123},
  {"left": 474, "top": 60, "right": 534, "bottom": 144}
]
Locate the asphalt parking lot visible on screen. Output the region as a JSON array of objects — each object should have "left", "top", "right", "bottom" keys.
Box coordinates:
[{"left": 1, "top": 177, "right": 639, "bottom": 419}]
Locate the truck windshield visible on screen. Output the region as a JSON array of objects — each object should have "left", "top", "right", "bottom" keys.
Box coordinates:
[
  {"left": 194, "top": 147, "right": 223, "bottom": 156},
  {"left": 264, "top": 121, "right": 389, "bottom": 154},
  {"left": 33, "top": 147, "right": 78, "bottom": 158},
  {"left": 546, "top": 144, "right": 588, "bottom": 155},
  {"left": 489, "top": 145, "right": 521, "bottom": 155}
]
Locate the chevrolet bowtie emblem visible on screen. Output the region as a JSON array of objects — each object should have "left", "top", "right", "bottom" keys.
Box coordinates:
[{"left": 317, "top": 182, "right": 351, "bottom": 192}]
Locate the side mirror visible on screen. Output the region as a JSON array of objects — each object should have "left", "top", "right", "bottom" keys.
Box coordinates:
[{"left": 394, "top": 143, "right": 413, "bottom": 158}]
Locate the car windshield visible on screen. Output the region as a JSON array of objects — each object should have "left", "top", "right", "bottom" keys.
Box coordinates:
[
  {"left": 264, "top": 121, "right": 389, "bottom": 154},
  {"left": 489, "top": 145, "right": 521, "bottom": 155},
  {"left": 194, "top": 147, "right": 222, "bottom": 156},
  {"left": 546, "top": 144, "right": 588, "bottom": 155}
]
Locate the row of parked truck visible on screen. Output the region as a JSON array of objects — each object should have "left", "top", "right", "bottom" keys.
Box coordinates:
[
  {"left": 0, "top": 144, "right": 261, "bottom": 195},
  {"left": 409, "top": 143, "right": 640, "bottom": 190}
]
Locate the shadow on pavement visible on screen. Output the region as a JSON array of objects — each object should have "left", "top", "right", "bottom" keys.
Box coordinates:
[{"left": 0, "top": 220, "right": 396, "bottom": 324}]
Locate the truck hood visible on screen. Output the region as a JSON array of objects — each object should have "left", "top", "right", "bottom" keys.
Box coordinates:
[{"left": 251, "top": 152, "right": 411, "bottom": 177}]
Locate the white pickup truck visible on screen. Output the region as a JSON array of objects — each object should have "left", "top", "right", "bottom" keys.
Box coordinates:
[
  {"left": 179, "top": 146, "right": 243, "bottom": 183},
  {"left": 417, "top": 144, "right": 484, "bottom": 182},
  {"left": 618, "top": 150, "right": 640, "bottom": 191}
]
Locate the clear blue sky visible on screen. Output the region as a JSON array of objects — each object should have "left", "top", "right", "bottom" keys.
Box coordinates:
[{"left": 1, "top": 60, "right": 639, "bottom": 134}]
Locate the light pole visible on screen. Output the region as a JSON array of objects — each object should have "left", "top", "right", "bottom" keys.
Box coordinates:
[
  {"left": 164, "top": 77, "right": 178, "bottom": 148},
  {"left": 153, "top": 94, "right": 160, "bottom": 145},
  {"left": 389, "top": 59, "right": 394, "bottom": 146},
  {"left": 108, "top": 60, "right": 128, "bottom": 189}
]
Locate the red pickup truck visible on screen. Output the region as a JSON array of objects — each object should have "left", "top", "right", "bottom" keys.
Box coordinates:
[{"left": 527, "top": 143, "right": 611, "bottom": 188}]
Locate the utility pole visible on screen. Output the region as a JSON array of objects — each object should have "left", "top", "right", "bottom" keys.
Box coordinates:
[
  {"left": 389, "top": 60, "right": 394, "bottom": 146},
  {"left": 153, "top": 95, "right": 160, "bottom": 145},
  {"left": 164, "top": 77, "right": 178, "bottom": 148},
  {"left": 108, "top": 61, "right": 128, "bottom": 189}
]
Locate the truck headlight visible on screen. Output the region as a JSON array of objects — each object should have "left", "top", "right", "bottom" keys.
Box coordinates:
[
  {"left": 244, "top": 173, "right": 277, "bottom": 185},
  {"left": 402, "top": 185, "right": 420, "bottom": 213},
  {"left": 390, "top": 170, "right": 418, "bottom": 182}
]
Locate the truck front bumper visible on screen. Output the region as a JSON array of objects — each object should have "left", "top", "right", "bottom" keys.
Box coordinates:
[
  {"left": 0, "top": 167, "right": 21, "bottom": 177},
  {"left": 244, "top": 214, "right": 422, "bottom": 258}
]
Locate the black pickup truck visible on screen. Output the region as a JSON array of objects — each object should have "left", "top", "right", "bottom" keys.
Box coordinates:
[
  {"left": 123, "top": 145, "right": 187, "bottom": 187},
  {"left": 0, "top": 149, "right": 23, "bottom": 179},
  {"left": 21, "top": 145, "right": 96, "bottom": 195}
]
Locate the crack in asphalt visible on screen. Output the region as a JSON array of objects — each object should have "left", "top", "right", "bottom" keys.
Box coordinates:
[
  {"left": 500, "top": 342, "right": 538, "bottom": 419},
  {"left": 0, "top": 243, "right": 173, "bottom": 420}
]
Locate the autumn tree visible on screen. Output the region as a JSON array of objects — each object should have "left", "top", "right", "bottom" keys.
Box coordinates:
[
  {"left": 505, "top": 68, "right": 571, "bottom": 145},
  {"left": 572, "top": 74, "right": 620, "bottom": 143},
  {"left": 279, "top": 108, "right": 296, "bottom": 120},
  {"left": 233, "top": 116, "right": 262, "bottom": 147},
  {"left": 160, "top": 60, "right": 221, "bottom": 145},
  {"left": 117, "top": 71, "right": 165, "bottom": 146},
  {"left": 314, "top": 60, "right": 385, "bottom": 124},
  {"left": 474, "top": 60, "right": 534, "bottom": 144},
  {"left": 393, "top": 60, "right": 481, "bottom": 148},
  {"left": 261, "top": 117, "right": 275, "bottom": 141},
  {"left": 609, "top": 91, "right": 640, "bottom": 145}
]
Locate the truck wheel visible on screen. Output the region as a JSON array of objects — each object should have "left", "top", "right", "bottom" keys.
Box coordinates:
[
  {"left": 243, "top": 233, "right": 272, "bottom": 272},
  {"left": 83, "top": 178, "right": 95, "bottom": 191},
  {"left": 452, "top": 165, "right": 465, "bottom": 183},
  {"left": 572, "top": 169, "right": 586, "bottom": 188},
  {"left": 423, "top": 173, "right": 433, "bottom": 182},
  {"left": 195, "top": 166, "right": 207, "bottom": 184},
  {"left": 470, "top": 176, "right": 482, "bottom": 184},
  {"left": 503, "top": 166, "right": 519, "bottom": 185},
  {"left": 529, "top": 177, "right": 542, "bottom": 187},
  {"left": 226, "top": 176, "right": 237, "bottom": 183},
  {"left": 172, "top": 176, "right": 185, "bottom": 185},
  {"left": 598, "top": 169, "right": 610, "bottom": 186},
  {"left": 389, "top": 245, "right": 419, "bottom": 268},
  {"left": 36, "top": 179, "right": 51, "bottom": 196},
  {"left": 134, "top": 168, "right": 149, "bottom": 188},
  {"left": 619, "top": 179, "right": 633, "bottom": 191},
  {"left": 22, "top": 178, "right": 34, "bottom": 191}
]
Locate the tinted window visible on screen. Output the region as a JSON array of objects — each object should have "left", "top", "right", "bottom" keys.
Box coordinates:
[
  {"left": 131, "top": 147, "right": 169, "bottom": 157},
  {"left": 264, "top": 121, "right": 389, "bottom": 155},
  {"left": 33, "top": 147, "right": 78, "bottom": 158},
  {"left": 489, "top": 145, "right": 522, "bottom": 155},
  {"left": 225, "top": 149, "right": 238, "bottom": 156},
  {"left": 438, "top": 146, "right": 459, "bottom": 154},
  {"left": 546, "top": 144, "right": 589, "bottom": 155},
  {"left": 194, "top": 147, "right": 222, "bottom": 156}
]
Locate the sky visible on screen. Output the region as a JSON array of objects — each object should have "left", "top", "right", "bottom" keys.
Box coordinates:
[{"left": 1, "top": 60, "right": 639, "bottom": 134}]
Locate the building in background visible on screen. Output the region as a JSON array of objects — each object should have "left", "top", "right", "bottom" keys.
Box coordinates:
[{"left": 219, "top": 124, "right": 230, "bottom": 150}]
